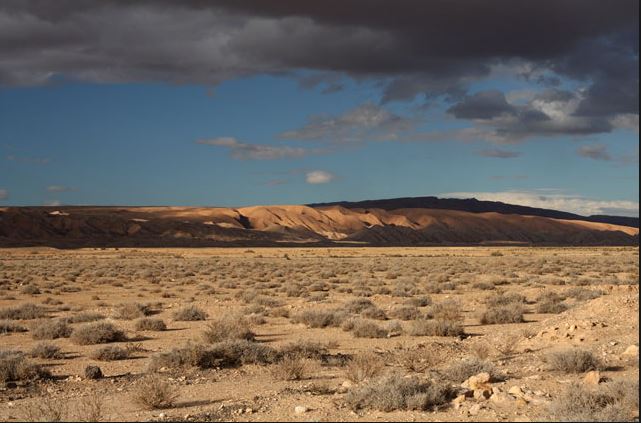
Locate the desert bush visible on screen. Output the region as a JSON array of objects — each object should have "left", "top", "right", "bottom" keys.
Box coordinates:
[
  {"left": 135, "top": 317, "right": 166, "bottom": 331},
  {"left": 0, "top": 303, "right": 47, "bottom": 320},
  {"left": 480, "top": 304, "right": 525, "bottom": 324},
  {"left": 545, "top": 349, "right": 602, "bottom": 373},
  {"left": 472, "top": 282, "right": 495, "bottom": 290},
  {"left": 113, "top": 303, "right": 153, "bottom": 320},
  {"left": 426, "top": 300, "right": 463, "bottom": 322},
  {"left": 202, "top": 315, "right": 255, "bottom": 343},
  {"left": 0, "top": 320, "right": 27, "bottom": 333},
  {"left": 30, "top": 319, "right": 72, "bottom": 340},
  {"left": 90, "top": 345, "right": 130, "bottom": 361},
  {"left": 345, "top": 352, "right": 385, "bottom": 383},
  {"left": 537, "top": 299, "right": 568, "bottom": 314},
  {"left": 0, "top": 350, "right": 50, "bottom": 382},
  {"left": 291, "top": 309, "right": 346, "bottom": 328},
  {"left": 441, "top": 358, "right": 502, "bottom": 383},
  {"left": 408, "top": 319, "right": 464, "bottom": 337},
  {"left": 65, "top": 312, "right": 105, "bottom": 323},
  {"left": 30, "top": 343, "right": 63, "bottom": 359},
  {"left": 21, "top": 396, "right": 67, "bottom": 422},
  {"left": 280, "top": 340, "right": 328, "bottom": 359},
  {"left": 469, "top": 343, "right": 492, "bottom": 360},
  {"left": 132, "top": 375, "right": 178, "bottom": 410},
  {"left": 564, "top": 287, "right": 603, "bottom": 301},
  {"left": 21, "top": 285, "right": 41, "bottom": 295},
  {"left": 345, "top": 298, "right": 376, "bottom": 313},
  {"left": 486, "top": 292, "right": 526, "bottom": 307},
  {"left": 549, "top": 380, "right": 639, "bottom": 422},
  {"left": 360, "top": 306, "right": 387, "bottom": 320},
  {"left": 74, "top": 393, "right": 105, "bottom": 422},
  {"left": 271, "top": 355, "right": 309, "bottom": 380},
  {"left": 393, "top": 347, "right": 444, "bottom": 372},
  {"left": 172, "top": 305, "right": 207, "bottom": 321},
  {"left": 405, "top": 296, "right": 432, "bottom": 307},
  {"left": 351, "top": 319, "right": 388, "bottom": 338},
  {"left": 345, "top": 372, "right": 454, "bottom": 411},
  {"left": 389, "top": 306, "right": 421, "bottom": 321},
  {"left": 70, "top": 322, "right": 127, "bottom": 345}
]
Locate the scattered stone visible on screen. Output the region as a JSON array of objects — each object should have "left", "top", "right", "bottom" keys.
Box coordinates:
[
  {"left": 622, "top": 345, "right": 639, "bottom": 357},
  {"left": 508, "top": 386, "right": 525, "bottom": 398},
  {"left": 583, "top": 370, "right": 602, "bottom": 385},
  {"left": 452, "top": 394, "right": 466, "bottom": 409},
  {"left": 158, "top": 413, "right": 166, "bottom": 419},
  {"left": 473, "top": 388, "right": 491, "bottom": 401},
  {"left": 84, "top": 365, "right": 103, "bottom": 380},
  {"left": 294, "top": 406, "right": 308, "bottom": 414},
  {"left": 466, "top": 372, "right": 492, "bottom": 390},
  {"left": 469, "top": 404, "right": 482, "bottom": 416},
  {"left": 490, "top": 392, "right": 513, "bottom": 405}
]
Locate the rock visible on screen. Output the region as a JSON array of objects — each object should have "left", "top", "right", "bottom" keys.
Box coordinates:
[
  {"left": 158, "top": 413, "right": 166, "bottom": 419},
  {"left": 508, "top": 386, "right": 525, "bottom": 398},
  {"left": 452, "top": 394, "right": 466, "bottom": 409},
  {"left": 622, "top": 345, "right": 639, "bottom": 357},
  {"left": 583, "top": 370, "right": 602, "bottom": 385},
  {"left": 473, "top": 388, "right": 491, "bottom": 401},
  {"left": 490, "top": 392, "right": 513, "bottom": 405},
  {"left": 467, "top": 372, "right": 492, "bottom": 390},
  {"left": 469, "top": 404, "right": 482, "bottom": 416},
  {"left": 84, "top": 365, "right": 103, "bottom": 380},
  {"left": 515, "top": 397, "right": 529, "bottom": 407},
  {"left": 245, "top": 408, "right": 253, "bottom": 414},
  {"left": 341, "top": 380, "right": 354, "bottom": 389},
  {"left": 294, "top": 406, "right": 308, "bottom": 414}
]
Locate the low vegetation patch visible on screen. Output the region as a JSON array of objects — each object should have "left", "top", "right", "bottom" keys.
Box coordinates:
[
  {"left": 172, "top": 305, "right": 207, "bottom": 321},
  {"left": 0, "top": 303, "right": 47, "bottom": 320},
  {"left": 480, "top": 303, "right": 525, "bottom": 324},
  {"left": 135, "top": 317, "right": 167, "bottom": 331},
  {"left": 30, "top": 319, "right": 72, "bottom": 340},
  {"left": 408, "top": 319, "right": 464, "bottom": 337},
  {"left": 132, "top": 376, "right": 179, "bottom": 410},
  {"left": 71, "top": 322, "right": 127, "bottom": 345},
  {"left": 0, "top": 350, "right": 51, "bottom": 382},
  {"left": 545, "top": 348, "right": 602, "bottom": 373}
]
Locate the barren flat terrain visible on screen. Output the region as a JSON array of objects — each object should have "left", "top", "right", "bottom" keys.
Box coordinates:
[{"left": 0, "top": 247, "right": 638, "bottom": 421}]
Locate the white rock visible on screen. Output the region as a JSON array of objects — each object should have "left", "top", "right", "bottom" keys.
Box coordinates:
[{"left": 294, "top": 406, "right": 308, "bottom": 414}]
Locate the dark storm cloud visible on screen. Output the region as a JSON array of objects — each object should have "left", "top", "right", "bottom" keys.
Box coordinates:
[
  {"left": 447, "top": 91, "right": 516, "bottom": 120},
  {"left": 0, "top": 0, "right": 637, "bottom": 136}
]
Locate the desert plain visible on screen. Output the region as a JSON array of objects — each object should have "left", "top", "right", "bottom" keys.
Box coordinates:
[{"left": 0, "top": 246, "right": 638, "bottom": 422}]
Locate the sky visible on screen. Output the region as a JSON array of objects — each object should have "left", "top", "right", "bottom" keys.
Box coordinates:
[{"left": 0, "top": 1, "right": 638, "bottom": 216}]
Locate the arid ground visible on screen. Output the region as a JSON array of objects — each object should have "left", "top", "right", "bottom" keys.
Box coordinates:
[{"left": 0, "top": 247, "right": 638, "bottom": 422}]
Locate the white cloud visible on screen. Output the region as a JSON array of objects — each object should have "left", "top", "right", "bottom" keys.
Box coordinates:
[
  {"left": 305, "top": 170, "right": 335, "bottom": 184},
  {"left": 0, "top": 188, "right": 7, "bottom": 200},
  {"left": 442, "top": 190, "right": 639, "bottom": 217}
]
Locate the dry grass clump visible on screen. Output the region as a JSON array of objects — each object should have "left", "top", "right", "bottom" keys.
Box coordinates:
[
  {"left": 279, "top": 340, "right": 328, "bottom": 359},
  {"left": 291, "top": 309, "right": 346, "bottom": 328},
  {"left": 270, "top": 355, "right": 309, "bottom": 380},
  {"left": 113, "top": 302, "right": 153, "bottom": 320},
  {"left": 564, "top": 287, "right": 603, "bottom": 301},
  {"left": 441, "top": 357, "right": 502, "bottom": 383},
  {"left": 408, "top": 319, "right": 464, "bottom": 337},
  {"left": 65, "top": 312, "right": 106, "bottom": 323},
  {"left": 0, "top": 350, "right": 51, "bottom": 382},
  {"left": 0, "top": 303, "right": 47, "bottom": 320},
  {"left": 172, "top": 305, "right": 207, "bottom": 321},
  {"left": 537, "top": 298, "right": 568, "bottom": 314},
  {"left": 345, "top": 352, "right": 385, "bottom": 383},
  {"left": 21, "top": 396, "right": 67, "bottom": 422},
  {"left": 134, "top": 317, "right": 167, "bottom": 331},
  {"left": 202, "top": 315, "right": 255, "bottom": 343},
  {"left": 30, "top": 319, "right": 72, "bottom": 340},
  {"left": 74, "top": 393, "right": 105, "bottom": 422},
  {"left": 405, "top": 296, "right": 432, "bottom": 307},
  {"left": 480, "top": 303, "right": 525, "bottom": 324},
  {"left": 350, "top": 319, "right": 388, "bottom": 338},
  {"left": 426, "top": 300, "right": 463, "bottom": 322},
  {"left": 486, "top": 292, "right": 526, "bottom": 307},
  {"left": 21, "top": 285, "right": 41, "bottom": 295},
  {"left": 0, "top": 320, "right": 27, "bottom": 333},
  {"left": 90, "top": 345, "right": 130, "bottom": 361},
  {"left": 30, "top": 342, "right": 63, "bottom": 359},
  {"left": 70, "top": 322, "right": 127, "bottom": 345},
  {"left": 389, "top": 305, "right": 421, "bottom": 321},
  {"left": 545, "top": 348, "right": 602, "bottom": 373},
  {"left": 361, "top": 306, "right": 387, "bottom": 320},
  {"left": 549, "top": 380, "right": 639, "bottom": 422},
  {"left": 393, "top": 346, "right": 444, "bottom": 372},
  {"left": 132, "top": 375, "right": 179, "bottom": 410},
  {"left": 345, "top": 372, "right": 454, "bottom": 411}
]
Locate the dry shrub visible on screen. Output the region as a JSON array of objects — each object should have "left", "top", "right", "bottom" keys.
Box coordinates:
[
  {"left": 291, "top": 309, "right": 346, "bottom": 328},
  {"left": 135, "top": 317, "right": 167, "bottom": 331},
  {"left": 545, "top": 348, "right": 602, "bottom": 373},
  {"left": 480, "top": 303, "right": 525, "bottom": 324},
  {"left": 74, "top": 393, "right": 105, "bottom": 422},
  {"left": 405, "top": 296, "right": 432, "bottom": 307},
  {"left": 441, "top": 357, "right": 502, "bottom": 383},
  {"left": 345, "top": 352, "right": 385, "bottom": 383},
  {"left": 279, "top": 340, "right": 328, "bottom": 359},
  {"left": 345, "top": 372, "right": 454, "bottom": 411},
  {"left": 360, "top": 306, "right": 388, "bottom": 320},
  {"left": 470, "top": 343, "right": 492, "bottom": 360},
  {"left": 65, "top": 312, "right": 106, "bottom": 323},
  {"left": 351, "top": 319, "right": 388, "bottom": 338},
  {"left": 0, "top": 303, "right": 47, "bottom": 320},
  {"left": 0, "top": 320, "right": 27, "bottom": 333},
  {"left": 21, "top": 396, "right": 67, "bottom": 422},
  {"left": 549, "top": 380, "right": 638, "bottom": 422},
  {"left": 472, "top": 282, "right": 495, "bottom": 290},
  {"left": 132, "top": 375, "right": 178, "bottom": 410},
  {"left": 394, "top": 346, "right": 444, "bottom": 372},
  {"left": 408, "top": 319, "right": 464, "bottom": 337},
  {"left": 486, "top": 292, "right": 526, "bottom": 307},
  {"left": 30, "top": 342, "right": 63, "bottom": 359},
  {"left": 90, "top": 345, "right": 130, "bottom": 361},
  {"left": 344, "top": 298, "right": 376, "bottom": 313},
  {"left": 537, "top": 300, "right": 568, "bottom": 314},
  {"left": 389, "top": 306, "right": 421, "bottom": 321},
  {"left": 31, "top": 319, "right": 72, "bottom": 340},
  {"left": 172, "top": 305, "right": 207, "bottom": 321},
  {"left": 202, "top": 315, "right": 255, "bottom": 343},
  {"left": 71, "top": 322, "right": 127, "bottom": 345},
  {"left": 564, "top": 287, "right": 603, "bottom": 301},
  {"left": 426, "top": 300, "right": 463, "bottom": 322},
  {"left": 113, "top": 303, "right": 153, "bottom": 320},
  {"left": 271, "top": 355, "right": 309, "bottom": 380},
  {"left": 0, "top": 350, "right": 51, "bottom": 382}
]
